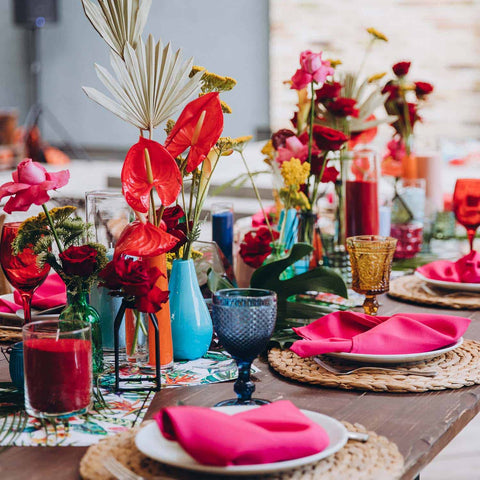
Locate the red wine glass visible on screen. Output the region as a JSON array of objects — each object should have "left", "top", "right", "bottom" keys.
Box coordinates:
[
  {"left": 453, "top": 179, "right": 480, "bottom": 252},
  {"left": 0, "top": 222, "right": 50, "bottom": 323}
]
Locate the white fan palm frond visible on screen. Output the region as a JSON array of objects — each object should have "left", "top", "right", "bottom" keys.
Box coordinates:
[
  {"left": 81, "top": 0, "right": 151, "bottom": 57},
  {"left": 83, "top": 35, "right": 203, "bottom": 130}
]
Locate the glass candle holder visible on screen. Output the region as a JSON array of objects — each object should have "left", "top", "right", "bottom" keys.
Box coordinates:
[
  {"left": 211, "top": 202, "right": 234, "bottom": 266},
  {"left": 346, "top": 235, "right": 397, "bottom": 315},
  {"left": 23, "top": 319, "right": 92, "bottom": 419}
]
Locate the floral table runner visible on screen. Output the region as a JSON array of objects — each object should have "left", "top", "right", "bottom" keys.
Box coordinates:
[{"left": 0, "top": 351, "right": 255, "bottom": 447}]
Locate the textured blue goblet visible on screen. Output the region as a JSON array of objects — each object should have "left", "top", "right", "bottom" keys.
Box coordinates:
[{"left": 212, "top": 288, "right": 277, "bottom": 406}]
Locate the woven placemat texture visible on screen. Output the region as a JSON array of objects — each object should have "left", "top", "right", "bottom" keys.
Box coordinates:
[
  {"left": 388, "top": 275, "right": 480, "bottom": 309},
  {"left": 0, "top": 327, "right": 22, "bottom": 343},
  {"left": 79, "top": 421, "right": 404, "bottom": 480},
  {"left": 268, "top": 340, "right": 480, "bottom": 393}
]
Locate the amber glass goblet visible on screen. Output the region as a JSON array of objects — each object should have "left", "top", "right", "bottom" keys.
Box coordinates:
[
  {"left": 346, "top": 235, "right": 397, "bottom": 315},
  {"left": 453, "top": 179, "right": 480, "bottom": 252},
  {"left": 0, "top": 222, "right": 50, "bottom": 323}
]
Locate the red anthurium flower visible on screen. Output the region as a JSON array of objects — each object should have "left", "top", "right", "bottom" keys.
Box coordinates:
[
  {"left": 114, "top": 221, "right": 179, "bottom": 258},
  {"left": 121, "top": 137, "right": 182, "bottom": 213},
  {"left": 165, "top": 92, "right": 224, "bottom": 173},
  {"left": 0, "top": 158, "right": 69, "bottom": 214},
  {"left": 348, "top": 115, "right": 378, "bottom": 149}
]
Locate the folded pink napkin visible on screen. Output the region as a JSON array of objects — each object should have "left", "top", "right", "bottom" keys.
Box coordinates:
[
  {"left": 290, "top": 311, "right": 470, "bottom": 358},
  {"left": 154, "top": 400, "right": 329, "bottom": 466},
  {"left": 416, "top": 251, "right": 480, "bottom": 283},
  {"left": 0, "top": 273, "right": 66, "bottom": 313}
]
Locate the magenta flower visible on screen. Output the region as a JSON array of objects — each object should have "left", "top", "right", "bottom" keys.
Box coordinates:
[
  {"left": 291, "top": 51, "right": 334, "bottom": 90},
  {"left": 0, "top": 159, "right": 69, "bottom": 213}
]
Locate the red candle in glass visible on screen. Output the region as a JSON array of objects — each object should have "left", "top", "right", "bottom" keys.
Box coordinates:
[{"left": 23, "top": 320, "right": 92, "bottom": 418}]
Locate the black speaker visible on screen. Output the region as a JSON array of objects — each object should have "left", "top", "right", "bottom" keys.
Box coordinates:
[{"left": 13, "top": 0, "right": 58, "bottom": 26}]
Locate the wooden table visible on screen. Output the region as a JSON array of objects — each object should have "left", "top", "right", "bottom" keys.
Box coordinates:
[{"left": 1, "top": 296, "right": 480, "bottom": 480}]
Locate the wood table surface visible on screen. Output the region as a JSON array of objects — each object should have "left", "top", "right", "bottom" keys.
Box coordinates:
[{"left": 1, "top": 295, "right": 480, "bottom": 480}]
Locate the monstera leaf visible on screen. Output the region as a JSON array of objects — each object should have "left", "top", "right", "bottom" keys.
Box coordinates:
[{"left": 250, "top": 243, "right": 348, "bottom": 326}]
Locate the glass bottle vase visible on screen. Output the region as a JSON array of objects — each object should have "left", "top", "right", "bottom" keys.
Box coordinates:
[{"left": 59, "top": 290, "right": 104, "bottom": 375}]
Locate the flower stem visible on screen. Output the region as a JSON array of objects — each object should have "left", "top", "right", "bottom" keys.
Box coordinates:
[
  {"left": 306, "top": 81, "right": 316, "bottom": 199},
  {"left": 42, "top": 204, "right": 63, "bottom": 253},
  {"left": 130, "top": 309, "right": 142, "bottom": 357}
]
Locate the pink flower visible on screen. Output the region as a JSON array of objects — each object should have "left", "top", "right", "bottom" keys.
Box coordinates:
[
  {"left": 276, "top": 136, "right": 310, "bottom": 165},
  {"left": 0, "top": 159, "right": 69, "bottom": 213},
  {"left": 291, "top": 51, "right": 334, "bottom": 90}
]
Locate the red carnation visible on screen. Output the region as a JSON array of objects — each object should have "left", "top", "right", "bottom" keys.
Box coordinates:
[
  {"left": 239, "top": 227, "right": 279, "bottom": 268},
  {"left": 315, "top": 81, "right": 342, "bottom": 102},
  {"left": 327, "top": 97, "right": 359, "bottom": 118},
  {"left": 312, "top": 125, "right": 348, "bottom": 152},
  {"left": 382, "top": 82, "right": 400, "bottom": 101},
  {"left": 392, "top": 61, "right": 411, "bottom": 77},
  {"left": 60, "top": 245, "right": 98, "bottom": 277},
  {"left": 415, "top": 81, "right": 434, "bottom": 98}
]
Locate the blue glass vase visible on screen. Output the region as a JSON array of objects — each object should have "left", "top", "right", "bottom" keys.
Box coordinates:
[{"left": 169, "top": 259, "right": 213, "bottom": 360}]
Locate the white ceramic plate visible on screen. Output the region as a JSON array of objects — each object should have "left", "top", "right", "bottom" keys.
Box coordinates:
[
  {"left": 325, "top": 337, "right": 463, "bottom": 364},
  {"left": 135, "top": 406, "right": 348, "bottom": 476},
  {"left": 415, "top": 271, "right": 480, "bottom": 293},
  {"left": 0, "top": 293, "right": 63, "bottom": 322}
]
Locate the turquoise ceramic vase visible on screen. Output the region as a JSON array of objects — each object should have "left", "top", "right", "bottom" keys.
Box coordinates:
[{"left": 169, "top": 259, "right": 213, "bottom": 360}]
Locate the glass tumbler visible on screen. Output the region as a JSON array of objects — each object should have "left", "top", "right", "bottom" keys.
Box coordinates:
[{"left": 23, "top": 319, "right": 92, "bottom": 419}]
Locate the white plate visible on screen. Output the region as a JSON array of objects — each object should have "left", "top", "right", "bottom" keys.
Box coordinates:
[
  {"left": 415, "top": 271, "right": 480, "bottom": 293},
  {"left": 135, "top": 406, "right": 348, "bottom": 476},
  {"left": 0, "top": 293, "right": 63, "bottom": 322},
  {"left": 325, "top": 337, "right": 463, "bottom": 364}
]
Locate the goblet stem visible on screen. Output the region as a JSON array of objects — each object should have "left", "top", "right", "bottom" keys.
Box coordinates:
[
  {"left": 233, "top": 360, "right": 256, "bottom": 405},
  {"left": 21, "top": 292, "right": 33, "bottom": 324},
  {"left": 363, "top": 295, "right": 379, "bottom": 316},
  {"left": 467, "top": 229, "right": 476, "bottom": 253}
]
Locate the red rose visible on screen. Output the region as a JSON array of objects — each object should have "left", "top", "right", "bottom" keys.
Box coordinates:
[
  {"left": 415, "top": 81, "right": 433, "bottom": 97},
  {"left": 60, "top": 245, "right": 98, "bottom": 277},
  {"left": 312, "top": 125, "right": 348, "bottom": 151},
  {"left": 136, "top": 287, "right": 170, "bottom": 313},
  {"left": 406, "top": 102, "right": 421, "bottom": 127},
  {"left": 382, "top": 82, "right": 400, "bottom": 101},
  {"left": 160, "top": 205, "right": 190, "bottom": 252},
  {"left": 327, "top": 97, "right": 359, "bottom": 118},
  {"left": 239, "top": 227, "right": 279, "bottom": 268},
  {"left": 315, "top": 81, "right": 342, "bottom": 102},
  {"left": 271, "top": 129, "right": 296, "bottom": 150},
  {"left": 392, "top": 61, "right": 411, "bottom": 77}
]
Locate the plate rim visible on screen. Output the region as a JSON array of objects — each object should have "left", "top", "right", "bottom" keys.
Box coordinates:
[
  {"left": 324, "top": 337, "right": 463, "bottom": 364},
  {"left": 415, "top": 271, "right": 480, "bottom": 292},
  {"left": 134, "top": 406, "right": 348, "bottom": 475}
]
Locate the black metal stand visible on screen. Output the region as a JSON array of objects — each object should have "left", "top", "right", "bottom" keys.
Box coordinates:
[{"left": 113, "top": 299, "right": 161, "bottom": 393}]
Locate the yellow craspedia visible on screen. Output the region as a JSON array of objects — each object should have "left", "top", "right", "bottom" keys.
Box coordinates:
[
  {"left": 281, "top": 158, "right": 310, "bottom": 187},
  {"left": 367, "top": 27, "right": 388, "bottom": 42}
]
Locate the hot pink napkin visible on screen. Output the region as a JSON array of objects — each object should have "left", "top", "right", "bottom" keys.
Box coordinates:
[
  {"left": 416, "top": 251, "right": 480, "bottom": 283},
  {"left": 290, "top": 311, "right": 470, "bottom": 358},
  {"left": 154, "top": 400, "right": 329, "bottom": 466},
  {"left": 0, "top": 273, "right": 66, "bottom": 313}
]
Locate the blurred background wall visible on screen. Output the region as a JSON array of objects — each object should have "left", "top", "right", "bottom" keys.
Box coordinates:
[{"left": 0, "top": 0, "right": 270, "bottom": 152}]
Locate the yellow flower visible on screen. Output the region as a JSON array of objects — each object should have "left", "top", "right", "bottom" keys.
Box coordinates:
[
  {"left": 231, "top": 135, "right": 253, "bottom": 153},
  {"left": 221, "top": 100, "right": 232, "bottom": 114},
  {"left": 326, "top": 58, "right": 342, "bottom": 68},
  {"left": 278, "top": 188, "right": 311, "bottom": 210},
  {"left": 368, "top": 72, "right": 387, "bottom": 83},
  {"left": 261, "top": 140, "right": 275, "bottom": 162},
  {"left": 189, "top": 65, "right": 206, "bottom": 78},
  {"left": 201, "top": 71, "right": 237, "bottom": 93},
  {"left": 367, "top": 27, "right": 388, "bottom": 42},
  {"left": 281, "top": 158, "right": 310, "bottom": 187},
  {"left": 164, "top": 118, "right": 176, "bottom": 135}
]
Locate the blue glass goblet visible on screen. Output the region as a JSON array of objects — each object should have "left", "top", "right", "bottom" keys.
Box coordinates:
[{"left": 212, "top": 288, "right": 277, "bottom": 406}]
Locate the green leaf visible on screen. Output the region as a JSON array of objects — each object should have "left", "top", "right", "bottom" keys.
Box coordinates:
[
  {"left": 207, "top": 268, "right": 234, "bottom": 293},
  {"left": 268, "top": 328, "right": 301, "bottom": 349},
  {"left": 250, "top": 243, "right": 347, "bottom": 323}
]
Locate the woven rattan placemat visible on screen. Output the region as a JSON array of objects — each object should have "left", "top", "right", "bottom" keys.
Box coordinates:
[
  {"left": 0, "top": 326, "right": 22, "bottom": 343},
  {"left": 268, "top": 339, "right": 480, "bottom": 393},
  {"left": 388, "top": 275, "right": 480, "bottom": 309},
  {"left": 80, "top": 421, "right": 404, "bottom": 480}
]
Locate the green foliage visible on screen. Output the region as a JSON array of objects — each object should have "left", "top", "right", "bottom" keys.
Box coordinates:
[
  {"left": 250, "top": 243, "right": 348, "bottom": 326},
  {"left": 210, "top": 170, "right": 270, "bottom": 197}
]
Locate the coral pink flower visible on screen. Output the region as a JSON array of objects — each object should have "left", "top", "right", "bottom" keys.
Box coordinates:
[
  {"left": 0, "top": 159, "right": 69, "bottom": 213},
  {"left": 276, "top": 136, "right": 310, "bottom": 165},
  {"left": 291, "top": 51, "right": 334, "bottom": 90}
]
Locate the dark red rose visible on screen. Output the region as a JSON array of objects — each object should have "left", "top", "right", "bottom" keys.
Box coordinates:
[
  {"left": 415, "top": 81, "right": 433, "bottom": 97},
  {"left": 271, "top": 129, "right": 296, "bottom": 150},
  {"left": 310, "top": 153, "right": 339, "bottom": 183},
  {"left": 159, "top": 205, "right": 190, "bottom": 252},
  {"left": 392, "top": 61, "right": 411, "bottom": 77},
  {"left": 327, "top": 97, "right": 359, "bottom": 118},
  {"left": 312, "top": 125, "right": 348, "bottom": 151},
  {"left": 160, "top": 205, "right": 185, "bottom": 229},
  {"left": 406, "top": 102, "right": 421, "bottom": 127},
  {"left": 60, "top": 245, "right": 98, "bottom": 277},
  {"left": 315, "top": 81, "right": 342, "bottom": 102},
  {"left": 382, "top": 82, "right": 400, "bottom": 101},
  {"left": 136, "top": 287, "right": 169, "bottom": 313},
  {"left": 239, "top": 226, "right": 279, "bottom": 268}
]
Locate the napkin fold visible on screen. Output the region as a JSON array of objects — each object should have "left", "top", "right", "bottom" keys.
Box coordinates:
[
  {"left": 154, "top": 400, "right": 329, "bottom": 466},
  {"left": 416, "top": 251, "right": 480, "bottom": 283},
  {"left": 290, "top": 311, "right": 470, "bottom": 358},
  {"left": 0, "top": 273, "right": 66, "bottom": 314}
]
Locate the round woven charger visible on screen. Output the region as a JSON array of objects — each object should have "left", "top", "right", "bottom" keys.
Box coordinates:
[
  {"left": 268, "top": 339, "right": 480, "bottom": 393},
  {"left": 79, "top": 421, "right": 404, "bottom": 480},
  {"left": 0, "top": 327, "right": 22, "bottom": 343},
  {"left": 388, "top": 275, "right": 480, "bottom": 309}
]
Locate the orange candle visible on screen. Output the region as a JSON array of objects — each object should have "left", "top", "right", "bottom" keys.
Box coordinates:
[{"left": 402, "top": 153, "right": 418, "bottom": 180}]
